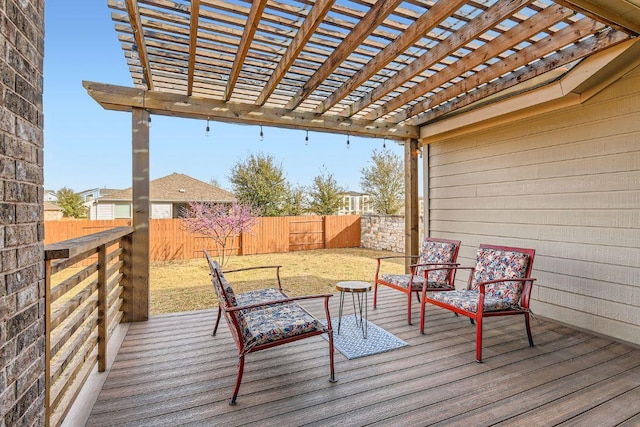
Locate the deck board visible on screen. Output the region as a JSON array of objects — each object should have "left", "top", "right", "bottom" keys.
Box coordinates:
[{"left": 85, "top": 288, "right": 640, "bottom": 426}]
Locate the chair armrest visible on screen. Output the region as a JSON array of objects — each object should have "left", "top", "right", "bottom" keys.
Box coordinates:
[
  {"left": 376, "top": 255, "right": 419, "bottom": 261},
  {"left": 223, "top": 265, "right": 283, "bottom": 290},
  {"left": 375, "top": 255, "right": 419, "bottom": 278},
  {"left": 223, "top": 265, "right": 282, "bottom": 274},
  {"left": 476, "top": 277, "right": 536, "bottom": 293},
  {"left": 419, "top": 266, "right": 472, "bottom": 294},
  {"left": 225, "top": 293, "right": 333, "bottom": 313}
]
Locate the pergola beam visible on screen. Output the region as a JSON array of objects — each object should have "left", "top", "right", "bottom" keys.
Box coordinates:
[
  {"left": 314, "top": 0, "right": 469, "bottom": 115},
  {"left": 125, "top": 0, "right": 153, "bottom": 89},
  {"left": 395, "top": 16, "right": 609, "bottom": 124},
  {"left": 554, "top": 0, "right": 640, "bottom": 34},
  {"left": 284, "top": 0, "right": 404, "bottom": 110},
  {"left": 414, "top": 27, "right": 630, "bottom": 127},
  {"left": 82, "top": 81, "right": 419, "bottom": 140},
  {"left": 225, "top": 0, "right": 268, "bottom": 101},
  {"left": 255, "top": 0, "right": 335, "bottom": 106},
  {"left": 365, "top": 3, "right": 576, "bottom": 122},
  {"left": 186, "top": 0, "right": 200, "bottom": 96},
  {"left": 343, "top": 0, "right": 533, "bottom": 118},
  {"left": 419, "top": 36, "right": 640, "bottom": 140}
]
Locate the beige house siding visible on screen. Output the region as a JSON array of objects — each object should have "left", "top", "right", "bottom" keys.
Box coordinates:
[{"left": 426, "top": 65, "right": 640, "bottom": 346}]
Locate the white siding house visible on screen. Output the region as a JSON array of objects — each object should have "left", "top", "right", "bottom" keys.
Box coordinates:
[
  {"left": 338, "top": 192, "right": 374, "bottom": 215},
  {"left": 88, "top": 173, "right": 236, "bottom": 220}
]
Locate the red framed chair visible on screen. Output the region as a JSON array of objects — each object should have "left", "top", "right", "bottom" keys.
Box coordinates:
[
  {"left": 420, "top": 244, "right": 536, "bottom": 362},
  {"left": 373, "top": 237, "right": 461, "bottom": 325},
  {"left": 205, "top": 250, "right": 336, "bottom": 405}
]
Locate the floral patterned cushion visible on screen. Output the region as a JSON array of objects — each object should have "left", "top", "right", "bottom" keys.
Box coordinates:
[
  {"left": 416, "top": 240, "right": 458, "bottom": 285},
  {"left": 471, "top": 248, "right": 530, "bottom": 305},
  {"left": 237, "top": 303, "right": 327, "bottom": 352},
  {"left": 430, "top": 290, "right": 514, "bottom": 312},
  {"left": 381, "top": 274, "right": 451, "bottom": 290},
  {"left": 209, "top": 260, "right": 237, "bottom": 306},
  {"left": 236, "top": 288, "right": 287, "bottom": 306}
]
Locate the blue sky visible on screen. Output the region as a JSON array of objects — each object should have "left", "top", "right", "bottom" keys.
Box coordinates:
[{"left": 43, "top": 2, "right": 407, "bottom": 194}]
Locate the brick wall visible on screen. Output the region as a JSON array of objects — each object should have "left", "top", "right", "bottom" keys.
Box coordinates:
[
  {"left": 0, "top": 1, "right": 46, "bottom": 426},
  {"left": 360, "top": 215, "right": 424, "bottom": 253}
]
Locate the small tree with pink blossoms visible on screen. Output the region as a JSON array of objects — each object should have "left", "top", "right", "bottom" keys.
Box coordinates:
[{"left": 181, "top": 202, "right": 258, "bottom": 267}]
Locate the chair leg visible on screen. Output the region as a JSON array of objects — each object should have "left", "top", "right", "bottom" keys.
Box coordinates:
[
  {"left": 475, "top": 316, "right": 483, "bottom": 363},
  {"left": 212, "top": 306, "right": 222, "bottom": 336},
  {"left": 419, "top": 300, "right": 426, "bottom": 334},
  {"left": 230, "top": 355, "right": 245, "bottom": 405},
  {"left": 328, "top": 330, "right": 338, "bottom": 383},
  {"left": 525, "top": 313, "right": 534, "bottom": 347},
  {"left": 415, "top": 290, "right": 421, "bottom": 302},
  {"left": 407, "top": 291, "right": 412, "bottom": 325},
  {"left": 373, "top": 281, "right": 378, "bottom": 309}
]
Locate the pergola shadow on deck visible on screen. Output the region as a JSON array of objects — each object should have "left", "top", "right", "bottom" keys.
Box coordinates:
[{"left": 86, "top": 288, "right": 640, "bottom": 426}]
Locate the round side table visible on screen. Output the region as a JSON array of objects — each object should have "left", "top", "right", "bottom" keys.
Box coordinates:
[{"left": 336, "top": 281, "right": 372, "bottom": 339}]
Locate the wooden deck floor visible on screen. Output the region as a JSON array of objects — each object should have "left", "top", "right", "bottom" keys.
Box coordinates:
[{"left": 86, "top": 288, "right": 640, "bottom": 426}]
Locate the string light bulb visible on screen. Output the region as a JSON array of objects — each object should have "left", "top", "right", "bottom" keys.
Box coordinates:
[
  {"left": 205, "top": 117, "right": 210, "bottom": 137},
  {"left": 259, "top": 125, "right": 264, "bottom": 141},
  {"left": 346, "top": 134, "right": 350, "bottom": 149},
  {"left": 305, "top": 130, "right": 309, "bottom": 145},
  {"left": 383, "top": 137, "right": 386, "bottom": 149}
]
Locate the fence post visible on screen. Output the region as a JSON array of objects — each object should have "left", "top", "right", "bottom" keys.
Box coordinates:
[
  {"left": 98, "top": 244, "right": 108, "bottom": 372},
  {"left": 322, "top": 216, "right": 327, "bottom": 249}
]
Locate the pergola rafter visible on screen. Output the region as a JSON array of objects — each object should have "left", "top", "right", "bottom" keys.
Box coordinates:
[
  {"left": 338, "top": 0, "right": 535, "bottom": 118},
  {"left": 186, "top": 0, "right": 200, "bottom": 95},
  {"left": 284, "top": 0, "right": 404, "bottom": 110},
  {"left": 224, "top": 0, "right": 268, "bottom": 100},
  {"left": 368, "top": 3, "right": 586, "bottom": 122},
  {"left": 103, "top": 0, "right": 634, "bottom": 137},
  {"left": 256, "top": 0, "right": 335, "bottom": 106}
]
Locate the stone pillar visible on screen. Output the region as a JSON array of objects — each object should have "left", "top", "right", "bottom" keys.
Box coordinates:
[{"left": 0, "top": 1, "right": 46, "bottom": 425}]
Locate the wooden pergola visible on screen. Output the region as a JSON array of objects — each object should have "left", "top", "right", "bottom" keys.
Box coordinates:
[{"left": 84, "top": 0, "right": 639, "bottom": 320}]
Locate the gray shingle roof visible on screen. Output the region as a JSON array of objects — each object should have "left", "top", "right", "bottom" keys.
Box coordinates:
[{"left": 98, "top": 173, "right": 236, "bottom": 203}]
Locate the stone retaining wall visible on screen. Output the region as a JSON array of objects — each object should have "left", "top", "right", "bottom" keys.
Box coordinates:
[{"left": 360, "top": 215, "right": 424, "bottom": 253}]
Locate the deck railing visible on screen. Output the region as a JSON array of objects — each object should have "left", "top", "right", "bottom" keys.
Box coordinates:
[{"left": 44, "top": 226, "right": 134, "bottom": 427}]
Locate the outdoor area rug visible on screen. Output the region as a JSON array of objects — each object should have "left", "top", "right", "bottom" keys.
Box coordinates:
[{"left": 322, "top": 316, "right": 408, "bottom": 359}]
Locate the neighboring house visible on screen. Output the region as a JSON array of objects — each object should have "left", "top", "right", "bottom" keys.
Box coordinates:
[
  {"left": 88, "top": 173, "right": 236, "bottom": 220},
  {"left": 338, "top": 191, "right": 373, "bottom": 215},
  {"left": 44, "top": 201, "right": 63, "bottom": 221},
  {"left": 340, "top": 193, "right": 424, "bottom": 216},
  {"left": 44, "top": 190, "right": 58, "bottom": 202},
  {"left": 79, "top": 187, "right": 119, "bottom": 203}
]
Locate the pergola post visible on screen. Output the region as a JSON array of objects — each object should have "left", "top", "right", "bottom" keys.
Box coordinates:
[
  {"left": 129, "top": 107, "right": 150, "bottom": 321},
  {"left": 404, "top": 138, "right": 420, "bottom": 273}
]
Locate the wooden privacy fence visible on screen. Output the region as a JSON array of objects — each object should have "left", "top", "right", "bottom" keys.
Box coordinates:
[{"left": 44, "top": 215, "right": 361, "bottom": 261}]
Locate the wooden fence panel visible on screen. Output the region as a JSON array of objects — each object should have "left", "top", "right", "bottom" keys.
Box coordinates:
[
  {"left": 325, "top": 215, "right": 361, "bottom": 248},
  {"left": 289, "top": 216, "right": 324, "bottom": 251},
  {"left": 45, "top": 215, "right": 360, "bottom": 261},
  {"left": 242, "top": 217, "right": 290, "bottom": 255}
]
